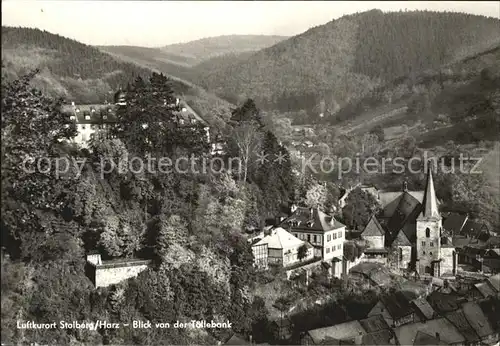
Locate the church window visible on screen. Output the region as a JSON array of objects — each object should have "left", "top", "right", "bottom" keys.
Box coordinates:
[
  {"left": 430, "top": 241, "right": 434, "bottom": 247},
  {"left": 421, "top": 241, "right": 425, "bottom": 246},
  {"left": 426, "top": 228, "right": 430, "bottom": 238},
  {"left": 399, "top": 248, "right": 403, "bottom": 261}
]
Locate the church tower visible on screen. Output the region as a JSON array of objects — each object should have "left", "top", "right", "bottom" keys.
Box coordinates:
[{"left": 416, "top": 165, "right": 442, "bottom": 276}]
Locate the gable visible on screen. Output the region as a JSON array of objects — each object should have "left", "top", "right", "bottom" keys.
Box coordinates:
[
  {"left": 391, "top": 228, "right": 412, "bottom": 247},
  {"left": 362, "top": 216, "right": 385, "bottom": 237}
]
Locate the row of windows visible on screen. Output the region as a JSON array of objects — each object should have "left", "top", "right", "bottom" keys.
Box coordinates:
[
  {"left": 80, "top": 124, "right": 110, "bottom": 130},
  {"left": 327, "top": 231, "right": 343, "bottom": 242},
  {"left": 421, "top": 241, "right": 434, "bottom": 247},
  {"left": 326, "top": 244, "right": 342, "bottom": 253}
]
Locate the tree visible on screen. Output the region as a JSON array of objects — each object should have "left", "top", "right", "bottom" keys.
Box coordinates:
[
  {"left": 298, "top": 245, "right": 308, "bottom": 261},
  {"left": 342, "top": 187, "right": 381, "bottom": 230},
  {"left": 112, "top": 72, "right": 208, "bottom": 157},
  {"left": 1, "top": 69, "right": 78, "bottom": 259},
  {"left": 231, "top": 120, "right": 263, "bottom": 183}
]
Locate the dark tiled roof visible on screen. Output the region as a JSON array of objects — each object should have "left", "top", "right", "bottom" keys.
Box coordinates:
[
  {"left": 443, "top": 213, "right": 468, "bottom": 234},
  {"left": 411, "top": 297, "right": 436, "bottom": 320},
  {"left": 359, "top": 315, "right": 390, "bottom": 333},
  {"left": 362, "top": 329, "right": 393, "bottom": 345},
  {"left": 451, "top": 236, "right": 472, "bottom": 248},
  {"left": 380, "top": 291, "right": 415, "bottom": 320},
  {"left": 386, "top": 192, "right": 422, "bottom": 233},
  {"left": 444, "top": 309, "right": 479, "bottom": 343},
  {"left": 413, "top": 331, "right": 449, "bottom": 345},
  {"left": 461, "top": 220, "right": 485, "bottom": 236},
  {"left": 362, "top": 216, "right": 385, "bottom": 237},
  {"left": 281, "top": 207, "right": 345, "bottom": 233},
  {"left": 225, "top": 334, "right": 248, "bottom": 345},
  {"left": 427, "top": 292, "right": 463, "bottom": 314},
  {"left": 462, "top": 301, "right": 495, "bottom": 339}
]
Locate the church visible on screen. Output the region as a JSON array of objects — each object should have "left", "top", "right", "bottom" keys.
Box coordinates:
[{"left": 361, "top": 167, "right": 457, "bottom": 277}]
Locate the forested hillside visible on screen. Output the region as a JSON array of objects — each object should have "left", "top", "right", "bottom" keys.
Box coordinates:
[
  {"left": 190, "top": 10, "right": 500, "bottom": 113},
  {"left": 1, "top": 26, "right": 234, "bottom": 127},
  {"left": 1, "top": 71, "right": 297, "bottom": 345},
  {"left": 161, "top": 35, "right": 288, "bottom": 63}
]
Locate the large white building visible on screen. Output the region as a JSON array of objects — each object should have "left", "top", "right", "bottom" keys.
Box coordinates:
[
  {"left": 280, "top": 207, "right": 346, "bottom": 278},
  {"left": 252, "top": 227, "right": 314, "bottom": 269}
]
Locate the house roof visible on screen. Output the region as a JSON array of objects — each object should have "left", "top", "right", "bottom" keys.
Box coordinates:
[
  {"left": 452, "top": 236, "right": 472, "bottom": 248},
  {"left": 461, "top": 301, "right": 495, "bottom": 338},
  {"left": 62, "top": 104, "right": 118, "bottom": 124},
  {"left": 380, "top": 291, "right": 415, "bottom": 320},
  {"left": 487, "top": 273, "right": 500, "bottom": 292},
  {"left": 281, "top": 207, "right": 345, "bottom": 233},
  {"left": 411, "top": 297, "right": 436, "bottom": 320},
  {"left": 444, "top": 309, "right": 479, "bottom": 343},
  {"left": 379, "top": 190, "right": 425, "bottom": 210},
  {"left": 393, "top": 318, "right": 465, "bottom": 346},
  {"left": 225, "top": 334, "right": 248, "bottom": 345},
  {"left": 461, "top": 220, "right": 485, "bottom": 236},
  {"left": 358, "top": 314, "right": 390, "bottom": 333},
  {"left": 443, "top": 213, "right": 468, "bottom": 235},
  {"left": 362, "top": 329, "right": 393, "bottom": 345},
  {"left": 412, "top": 331, "right": 449, "bottom": 345},
  {"left": 475, "top": 282, "right": 497, "bottom": 298},
  {"left": 307, "top": 320, "right": 366, "bottom": 344},
  {"left": 254, "top": 227, "right": 303, "bottom": 250},
  {"left": 427, "top": 292, "right": 463, "bottom": 314},
  {"left": 361, "top": 216, "right": 385, "bottom": 237}
]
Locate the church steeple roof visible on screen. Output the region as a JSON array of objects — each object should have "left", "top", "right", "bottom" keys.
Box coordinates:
[{"left": 418, "top": 165, "right": 440, "bottom": 220}]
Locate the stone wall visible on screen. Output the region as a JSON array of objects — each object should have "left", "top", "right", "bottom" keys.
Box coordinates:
[{"left": 92, "top": 260, "right": 151, "bottom": 288}]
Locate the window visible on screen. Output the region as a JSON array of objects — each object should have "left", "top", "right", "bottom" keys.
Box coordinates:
[
  {"left": 85, "top": 115, "right": 91, "bottom": 120},
  {"left": 430, "top": 241, "right": 434, "bottom": 247},
  {"left": 103, "top": 115, "right": 108, "bottom": 120},
  {"left": 423, "top": 251, "right": 426, "bottom": 255},
  {"left": 421, "top": 241, "right": 425, "bottom": 247},
  {"left": 430, "top": 252, "right": 433, "bottom": 256},
  {"left": 326, "top": 248, "right": 330, "bottom": 254},
  {"left": 399, "top": 248, "right": 403, "bottom": 261},
  {"left": 81, "top": 125, "right": 86, "bottom": 130},
  {"left": 327, "top": 235, "right": 331, "bottom": 242},
  {"left": 333, "top": 233, "right": 337, "bottom": 240},
  {"left": 313, "top": 235, "right": 317, "bottom": 243},
  {"left": 426, "top": 228, "right": 430, "bottom": 238},
  {"left": 338, "top": 231, "right": 342, "bottom": 238},
  {"left": 307, "top": 234, "right": 311, "bottom": 242},
  {"left": 332, "top": 246, "right": 335, "bottom": 252}
]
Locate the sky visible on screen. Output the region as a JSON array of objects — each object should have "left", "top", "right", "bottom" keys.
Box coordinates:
[{"left": 2, "top": 1, "right": 499, "bottom": 47}]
